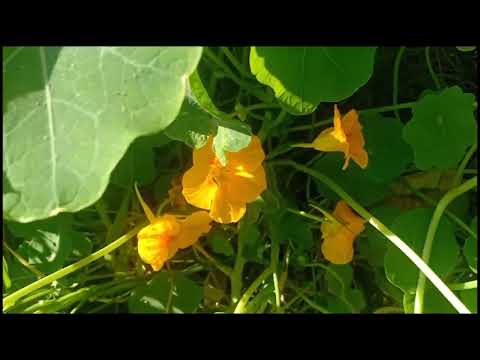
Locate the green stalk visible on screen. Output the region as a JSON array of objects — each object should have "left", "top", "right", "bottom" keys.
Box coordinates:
[
  {"left": 270, "top": 160, "right": 470, "bottom": 314},
  {"left": 3, "top": 222, "right": 146, "bottom": 311},
  {"left": 448, "top": 280, "right": 477, "bottom": 291},
  {"left": 414, "top": 176, "right": 477, "bottom": 313},
  {"left": 393, "top": 46, "right": 406, "bottom": 121},
  {"left": 234, "top": 267, "right": 274, "bottom": 313},
  {"left": 287, "top": 102, "right": 416, "bottom": 133},
  {"left": 425, "top": 47, "right": 441, "bottom": 90},
  {"left": 220, "top": 47, "right": 255, "bottom": 79},
  {"left": 192, "top": 243, "right": 232, "bottom": 277},
  {"left": 453, "top": 144, "right": 477, "bottom": 187},
  {"left": 230, "top": 234, "right": 246, "bottom": 303}
]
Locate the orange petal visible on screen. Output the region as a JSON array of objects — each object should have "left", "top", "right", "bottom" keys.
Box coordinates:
[
  {"left": 321, "top": 229, "right": 355, "bottom": 264},
  {"left": 226, "top": 135, "right": 265, "bottom": 172},
  {"left": 341, "top": 109, "right": 361, "bottom": 135},
  {"left": 193, "top": 136, "right": 216, "bottom": 167},
  {"left": 332, "top": 105, "right": 347, "bottom": 142},
  {"left": 176, "top": 211, "right": 213, "bottom": 249},
  {"left": 312, "top": 128, "right": 348, "bottom": 153},
  {"left": 333, "top": 201, "right": 366, "bottom": 236},
  {"left": 210, "top": 186, "right": 246, "bottom": 224},
  {"left": 182, "top": 165, "right": 218, "bottom": 210},
  {"left": 137, "top": 216, "right": 180, "bottom": 271},
  {"left": 223, "top": 164, "right": 267, "bottom": 203}
]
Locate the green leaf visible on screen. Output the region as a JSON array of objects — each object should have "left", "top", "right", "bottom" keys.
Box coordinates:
[
  {"left": 165, "top": 99, "right": 217, "bottom": 149},
  {"left": 464, "top": 216, "right": 477, "bottom": 273},
  {"left": 207, "top": 228, "right": 234, "bottom": 256},
  {"left": 3, "top": 256, "right": 11, "bottom": 289},
  {"left": 213, "top": 119, "right": 252, "bottom": 166},
  {"left": 460, "top": 288, "right": 477, "bottom": 313},
  {"left": 187, "top": 67, "right": 252, "bottom": 165},
  {"left": 361, "top": 113, "right": 413, "bottom": 183},
  {"left": 128, "top": 272, "right": 202, "bottom": 313},
  {"left": 266, "top": 208, "right": 313, "bottom": 253},
  {"left": 239, "top": 222, "right": 263, "bottom": 262},
  {"left": 312, "top": 153, "right": 390, "bottom": 206},
  {"left": 402, "top": 86, "right": 477, "bottom": 170},
  {"left": 8, "top": 214, "right": 76, "bottom": 274},
  {"left": 3, "top": 46, "right": 202, "bottom": 222},
  {"left": 111, "top": 132, "right": 171, "bottom": 188},
  {"left": 359, "top": 206, "right": 402, "bottom": 267},
  {"left": 249, "top": 47, "right": 377, "bottom": 115},
  {"left": 70, "top": 232, "right": 92, "bottom": 258},
  {"left": 384, "top": 208, "right": 458, "bottom": 293},
  {"left": 325, "top": 264, "right": 353, "bottom": 298},
  {"left": 403, "top": 282, "right": 457, "bottom": 313}
]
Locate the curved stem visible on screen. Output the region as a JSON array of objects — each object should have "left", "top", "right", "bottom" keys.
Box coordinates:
[
  {"left": 192, "top": 243, "right": 232, "bottom": 277},
  {"left": 393, "top": 46, "right": 407, "bottom": 121},
  {"left": 425, "top": 47, "right": 441, "bottom": 90},
  {"left": 220, "top": 47, "right": 255, "bottom": 79},
  {"left": 288, "top": 102, "right": 416, "bottom": 133},
  {"left": 448, "top": 280, "right": 477, "bottom": 291},
  {"left": 453, "top": 144, "right": 477, "bottom": 187},
  {"left": 234, "top": 267, "right": 273, "bottom": 313},
  {"left": 270, "top": 160, "right": 470, "bottom": 314},
  {"left": 414, "top": 176, "right": 477, "bottom": 313},
  {"left": 3, "top": 222, "right": 146, "bottom": 311}
]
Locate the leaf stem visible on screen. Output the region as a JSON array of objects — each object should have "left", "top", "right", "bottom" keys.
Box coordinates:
[
  {"left": 453, "top": 144, "right": 477, "bottom": 187},
  {"left": 448, "top": 280, "right": 477, "bottom": 291},
  {"left": 234, "top": 267, "right": 274, "bottom": 313},
  {"left": 414, "top": 176, "right": 477, "bottom": 313},
  {"left": 3, "top": 222, "right": 146, "bottom": 311},
  {"left": 220, "top": 47, "right": 255, "bottom": 80},
  {"left": 270, "top": 160, "right": 470, "bottom": 314},
  {"left": 393, "top": 46, "right": 406, "bottom": 121},
  {"left": 287, "top": 102, "right": 416, "bottom": 133},
  {"left": 192, "top": 243, "right": 232, "bottom": 277},
  {"left": 425, "top": 47, "right": 441, "bottom": 90}
]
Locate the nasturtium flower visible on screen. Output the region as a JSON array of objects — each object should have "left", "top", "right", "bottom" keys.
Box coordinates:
[
  {"left": 182, "top": 136, "right": 267, "bottom": 224},
  {"left": 310, "top": 105, "right": 368, "bottom": 170},
  {"left": 321, "top": 201, "right": 366, "bottom": 265},
  {"left": 135, "top": 185, "right": 212, "bottom": 271}
]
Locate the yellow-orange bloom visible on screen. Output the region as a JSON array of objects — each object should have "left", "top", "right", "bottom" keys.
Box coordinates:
[
  {"left": 135, "top": 185, "right": 212, "bottom": 271},
  {"left": 321, "top": 201, "right": 366, "bottom": 264},
  {"left": 182, "top": 136, "right": 267, "bottom": 224},
  {"left": 311, "top": 105, "right": 368, "bottom": 170}
]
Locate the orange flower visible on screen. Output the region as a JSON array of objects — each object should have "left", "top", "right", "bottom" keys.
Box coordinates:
[
  {"left": 182, "top": 135, "right": 267, "bottom": 224},
  {"left": 321, "top": 201, "right": 366, "bottom": 264},
  {"left": 310, "top": 105, "right": 368, "bottom": 170},
  {"left": 135, "top": 185, "right": 212, "bottom": 271}
]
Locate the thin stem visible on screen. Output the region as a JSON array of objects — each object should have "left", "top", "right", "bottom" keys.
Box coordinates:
[
  {"left": 192, "top": 243, "right": 232, "bottom": 277},
  {"left": 258, "top": 109, "right": 287, "bottom": 141},
  {"left": 270, "top": 160, "right": 470, "bottom": 314},
  {"left": 230, "top": 234, "right": 246, "bottom": 303},
  {"left": 288, "top": 284, "right": 330, "bottom": 313},
  {"left": 402, "top": 179, "right": 477, "bottom": 240},
  {"left": 220, "top": 47, "right": 255, "bottom": 79},
  {"left": 286, "top": 208, "right": 323, "bottom": 223},
  {"left": 448, "top": 280, "right": 477, "bottom": 291},
  {"left": 234, "top": 267, "right": 274, "bottom": 313},
  {"left": 414, "top": 176, "right": 477, "bottom": 313},
  {"left": 393, "top": 46, "right": 407, "bottom": 121},
  {"left": 3, "top": 241, "right": 44, "bottom": 278},
  {"left": 453, "top": 144, "right": 477, "bottom": 187},
  {"left": 3, "top": 223, "right": 146, "bottom": 311},
  {"left": 425, "top": 47, "right": 441, "bottom": 90},
  {"left": 95, "top": 199, "right": 112, "bottom": 232},
  {"left": 288, "top": 102, "right": 416, "bottom": 133}
]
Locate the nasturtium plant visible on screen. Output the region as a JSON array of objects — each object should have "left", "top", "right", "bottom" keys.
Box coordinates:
[
  {"left": 128, "top": 272, "right": 202, "bottom": 313},
  {"left": 385, "top": 208, "right": 458, "bottom": 293},
  {"left": 250, "top": 47, "right": 377, "bottom": 114},
  {"left": 463, "top": 216, "right": 477, "bottom": 273},
  {"left": 402, "top": 86, "right": 477, "bottom": 170},
  {"left": 3, "top": 46, "right": 202, "bottom": 222},
  {"left": 2, "top": 46, "right": 476, "bottom": 315},
  {"left": 313, "top": 153, "right": 390, "bottom": 206}
]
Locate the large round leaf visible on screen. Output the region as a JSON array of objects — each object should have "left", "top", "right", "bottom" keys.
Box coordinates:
[
  {"left": 384, "top": 208, "right": 458, "bottom": 293},
  {"left": 249, "top": 47, "right": 377, "bottom": 115},
  {"left": 3, "top": 47, "right": 202, "bottom": 222},
  {"left": 402, "top": 86, "right": 477, "bottom": 170}
]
